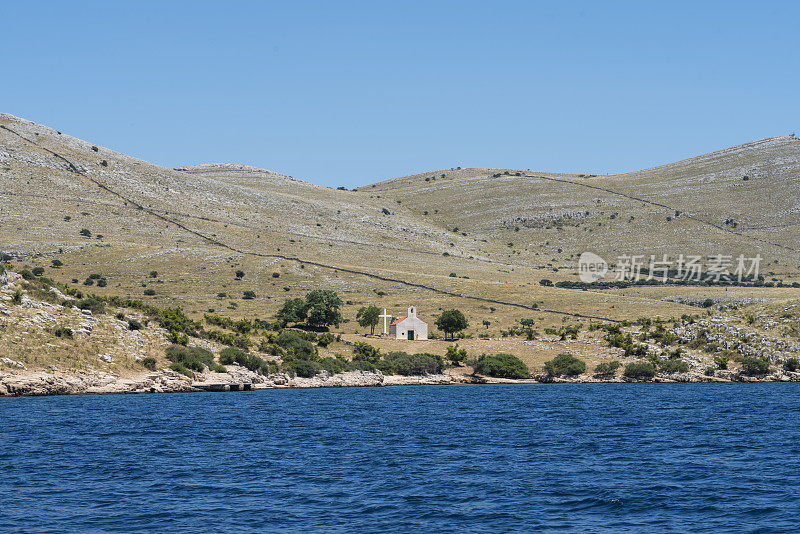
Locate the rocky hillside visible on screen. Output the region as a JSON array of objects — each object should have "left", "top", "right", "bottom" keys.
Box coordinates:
[{"left": 2, "top": 112, "right": 800, "bottom": 389}]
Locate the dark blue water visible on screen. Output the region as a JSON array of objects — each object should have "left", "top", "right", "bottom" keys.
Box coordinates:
[{"left": 2, "top": 384, "right": 800, "bottom": 533}]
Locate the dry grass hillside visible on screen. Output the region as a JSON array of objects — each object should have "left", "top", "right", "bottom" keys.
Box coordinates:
[{"left": 2, "top": 112, "right": 800, "bottom": 353}]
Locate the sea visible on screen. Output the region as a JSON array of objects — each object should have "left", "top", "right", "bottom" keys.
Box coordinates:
[{"left": 1, "top": 384, "right": 799, "bottom": 533}]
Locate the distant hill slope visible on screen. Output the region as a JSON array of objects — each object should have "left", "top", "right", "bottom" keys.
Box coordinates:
[
  {"left": 359, "top": 136, "right": 800, "bottom": 264},
  {"left": 2, "top": 112, "right": 799, "bottom": 334}
]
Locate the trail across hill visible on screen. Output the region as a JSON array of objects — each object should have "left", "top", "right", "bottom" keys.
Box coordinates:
[{"left": 0, "top": 124, "right": 620, "bottom": 323}]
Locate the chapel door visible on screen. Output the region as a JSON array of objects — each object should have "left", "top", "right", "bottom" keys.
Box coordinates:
[{"left": 407, "top": 330, "right": 414, "bottom": 340}]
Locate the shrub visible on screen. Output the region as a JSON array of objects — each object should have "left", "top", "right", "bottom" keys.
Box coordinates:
[
  {"left": 219, "top": 347, "right": 272, "bottom": 374},
  {"left": 143, "top": 289, "right": 156, "bottom": 296},
  {"left": 352, "top": 341, "right": 381, "bottom": 363},
  {"left": 77, "top": 297, "right": 105, "bottom": 314},
  {"left": 539, "top": 279, "right": 554, "bottom": 287},
  {"left": 741, "top": 357, "right": 770, "bottom": 376},
  {"left": 32, "top": 267, "right": 45, "bottom": 277},
  {"left": 19, "top": 269, "right": 35, "bottom": 281},
  {"left": 242, "top": 290, "right": 256, "bottom": 300},
  {"left": 317, "top": 332, "right": 335, "bottom": 348},
  {"left": 319, "top": 356, "right": 349, "bottom": 375},
  {"left": 83, "top": 278, "right": 94, "bottom": 286},
  {"left": 127, "top": 319, "right": 142, "bottom": 331},
  {"left": 141, "top": 357, "right": 157, "bottom": 371},
  {"left": 170, "top": 362, "right": 193, "bottom": 378},
  {"left": 96, "top": 278, "right": 107, "bottom": 287},
  {"left": 623, "top": 361, "right": 656, "bottom": 379},
  {"left": 79, "top": 228, "right": 92, "bottom": 237},
  {"left": 235, "top": 269, "right": 245, "bottom": 279},
  {"left": 659, "top": 359, "right": 689, "bottom": 374},
  {"left": 166, "top": 344, "right": 225, "bottom": 373},
  {"left": 283, "top": 359, "right": 322, "bottom": 378},
  {"left": 704, "top": 366, "right": 716, "bottom": 376},
  {"left": 384, "top": 351, "right": 444, "bottom": 376},
  {"left": 149, "top": 270, "right": 158, "bottom": 278},
  {"left": 474, "top": 353, "right": 529, "bottom": 379},
  {"left": 54, "top": 326, "right": 74, "bottom": 339},
  {"left": 276, "top": 331, "right": 317, "bottom": 360},
  {"left": 544, "top": 353, "right": 587, "bottom": 377},
  {"left": 446, "top": 344, "right": 467, "bottom": 365},
  {"left": 594, "top": 360, "right": 621, "bottom": 377},
  {"left": 11, "top": 290, "right": 23, "bottom": 304},
  {"left": 783, "top": 357, "right": 799, "bottom": 372}
]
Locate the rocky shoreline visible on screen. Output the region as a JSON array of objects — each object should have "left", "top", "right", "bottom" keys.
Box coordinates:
[{"left": 2, "top": 367, "right": 800, "bottom": 397}]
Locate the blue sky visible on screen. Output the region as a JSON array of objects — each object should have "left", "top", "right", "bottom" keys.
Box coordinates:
[{"left": 3, "top": 1, "right": 798, "bottom": 188}]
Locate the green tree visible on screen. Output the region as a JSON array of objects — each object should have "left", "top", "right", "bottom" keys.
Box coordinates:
[
  {"left": 445, "top": 344, "right": 467, "bottom": 366},
  {"left": 435, "top": 309, "right": 469, "bottom": 340},
  {"left": 520, "top": 318, "right": 537, "bottom": 340},
  {"left": 356, "top": 305, "right": 381, "bottom": 334},
  {"left": 305, "top": 289, "right": 343, "bottom": 328},
  {"left": 275, "top": 298, "right": 308, "bottom": 327}
]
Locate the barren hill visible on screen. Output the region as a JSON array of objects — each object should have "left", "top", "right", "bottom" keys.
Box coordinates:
[{"left": 2, "top": 112, "right": 800, "bottom": 338}]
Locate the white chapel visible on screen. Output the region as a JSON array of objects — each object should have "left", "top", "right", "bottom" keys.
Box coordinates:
[{"left": 380, "top": 306, "right": 428, "bottom": 340}]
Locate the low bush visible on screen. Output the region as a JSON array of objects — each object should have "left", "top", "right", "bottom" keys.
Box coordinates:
[
  {"left": 32, "top": 267, "right": 45, "bottom": 276},
  {"left": 352, "top": 341, "right": 381, "bottom": 363},
  {"left": 170, "top": 362, "right": 193, "bottom": 378},
  {"left": 127, "top": 319, "right": 142, "bottom": 331},
  {"left": 659, "top": 359, "right": 689, "bottom": 374},
  {"left": 741, "top": 357, "right": 770, "bottom": 376},
  {"left": 165, "top": 344, "right": 226, "bottom": 373},
  {"left": 283, "top": 359, "right": 322, "bottom": 378},
  {"left": 54, "top": 326, "right": 74, "bottom": 339},
  {"left": 243, "top": 290, "right": 256, "bottom": 300},
  {"left": 783, "top": 357, "right": 799, "bottom": 372},
  {"left": 219, "top": 347, "right": 273, "bottom": 374},
  {"left": 594, "top": 360, "right": 621, "bottom": 377},
  {"left": 623, "top": 361, "right": 656, "bottom": 379},
  {"left": 276, "top": 331, "right": 317, "bottom": 360},
  {"left": 143, "top": 289, "right": 156, "bottom": 296},
  {"left": 141, "top": 357, "right": 157, "bottom": 371},
  {"left": 77, "top": 297, "right": 105, "bottom": 314},
  {"left": 319, "top": 356, "right": 349, "bottom": 375},
  {"left": 383, "top": 351, "right": 444, "bottom": 376},
  {"left": 474, "top": 353, "right": 529, "bottom": 379},
  {"left": 317, "top": 332, "right": 335, "bottom": 348},
  {"left": 544, "top": 353, "right": 586, "bottom": 377},
  {"left": 446, "top": 344, "right": 467, "bottom": 365}
]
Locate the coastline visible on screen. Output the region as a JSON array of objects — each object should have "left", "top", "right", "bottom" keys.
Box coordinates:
[{"left": 3, "top": 367, "right": 799, "bottom": 397}]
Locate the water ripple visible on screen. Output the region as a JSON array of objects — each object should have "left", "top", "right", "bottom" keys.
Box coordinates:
[{"left": 1, "top": 384, "right": 800, "bottom": 532}]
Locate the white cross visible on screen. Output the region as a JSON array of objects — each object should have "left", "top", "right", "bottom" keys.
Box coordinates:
[{"left": 378, "top": 308, "right": 392, "bottom": 335}]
